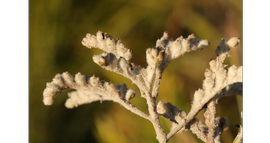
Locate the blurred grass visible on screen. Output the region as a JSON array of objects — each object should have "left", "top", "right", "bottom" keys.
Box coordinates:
[{"left": 29, "top": 0, "right": 242, "bottom": 142}]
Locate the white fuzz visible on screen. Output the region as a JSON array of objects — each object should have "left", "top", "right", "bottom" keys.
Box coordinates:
[
  {"left": 106, "top": 37, "right": 116, "bottom": 51},
  {"left": 237, "top": 66, "right": 243, "bottom": 81},
  {"left": 228, "top": 65, "right": 237, "bottom": 78},
  {"left": 125, "top": 89, "right": 136, "bottom": 101},
  {"left": 227, "top": 65, "right": 238, "bottom": 83},
  {"left": 149, "top": 48, "right": 159, "bottom": 63},
  {"left": 62, "top": 72, "right": 74, "bottom": 86},
  {"left": 92, "top": 55, "right": 105, "bottom": 66},
  {"left": 60, "top": 74, "right": 140, "bottom": 109},
  {"left": 157, "top": 101, "right": 168, "bottom": 115},
  {"left": 43, "top": 31, "right": 242, "bottom": 143},
  {"left": 75, "top": 72, "right": 86, "bottom": 86},
  {"left": 197, "top": 39, "right": 210, "bottom": 49},
  {"left": 65, "top": 88, "right": 119, "bottom": 109},
  {"left": 156, "top": 33, "right": 209, "bottom": 61},
  {"left": 116, "top": 41, "right": 127, "bottom": 57},
  {"left": 124, "top": 49, "right": 132, "bottom": 61},
  {"left": 65, "top": 92, "right": 79, "bottom": 108},
  {"left": 151, "top": 48, "right": 158, "bottom": 57},
  {"left": 155, "top": 32, "right": 168, "bottom": 48},
  {"left": 118, "top": 58, "right": 128, "bottom": 72},
  {"left": 192, "top": 89, "right": 205, "bottom": 106},
  {"left": 52, "top": 74, "right": 65, "bottom": 88},
  {"left": 92, "top": 55, "right": 100, "bottom": 64},
  {"left": 43, "top": 88, "right": 56, "bottom": 105},
  {"left": 146, "top": 48, "right": 155, "bottom": 65},
  {"left": 214, "top": 69, "right": 226, "bottom": 89},
  {"left": 180, "top": 39, "right": 190, "bottom": 52},
  {"left": 204, "top": 68, "right": 212, "bottom": 77},
  {"left": 96, "top": 31, "right": 104, "bottom": 42},
  {"left": 43, "top": 92, "right": 55, "bottom": 105},
  {"left": 227, "top": 37, "right": 240, "bottom": 48},
  {"left": 169, "top": 41, "right": 182, "bottom": 59},
  {"left": 203, "top": 77, "right": 214, "bottom": 91},
  {"left": 104, "top": 82, "right": 118, "bottom": 95},
  {"left": 43, "top": 82, "right": 60, "bottom": 105},
  {"left": 82, "top": 31, "right": 133, "bottom": 60},
  {"left": 209, "top": 59, "right": 217, "bottom": 72},
  {"left": 90, "top": 76, "right": 99, "bottom": 86},
  {"left": 81, "top": 34, "right": 96, "bottom": 48}
]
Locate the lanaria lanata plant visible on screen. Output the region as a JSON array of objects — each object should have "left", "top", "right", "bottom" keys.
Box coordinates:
[{"left": 43, "top": 31, "right": 242, "bottom": 143}]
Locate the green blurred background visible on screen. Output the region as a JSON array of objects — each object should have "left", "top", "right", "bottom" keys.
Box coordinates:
[{"left": 29, "top": 0, "right": 242, "bottom": 142}]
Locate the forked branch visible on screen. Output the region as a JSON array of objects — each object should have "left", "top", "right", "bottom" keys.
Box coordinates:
[{"left": 43, "top": 31, "right": 241, "bottom": 143}]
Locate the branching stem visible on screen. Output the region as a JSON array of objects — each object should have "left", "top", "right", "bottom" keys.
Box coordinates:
[
  {"left": 43, "top": 31, "right": 242, "bottom": 143},
  {"left": 145, "top": 91, "right": 167, "bottom": 143}
]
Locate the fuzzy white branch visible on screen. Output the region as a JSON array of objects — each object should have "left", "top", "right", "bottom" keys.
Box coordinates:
[
  {"left": 82, "top": 31, "right": 151, "bottom": 98},
  {"left": 91, "top": 52, "right": 149, "bottom": 97},
  {"left": 144, "top": 33, "right": 210, "bottom": 96},
  {"left": 82, "top": 31, "right": 132, "bottom": 61},
  {"left": 157, "top": 101, "right": 208, "bottom": 142},
  {"left": 144, "top": 90, "right": 167, "bottom": 143},
  {"left": 157, "top": 101, "right": 229, "bottom": 142},
  {"left": 81, "top": 31, "right": 211, "bottom": 142},
  {"left": 43, "top": 72, "right": 149, "bottom": 120},
  {"left": 167, "top": 37, "right": 242, "bottom": 140},
  {"left": 204, "top": 100, "right": 217, "bottom": 143},
  {"left": 82, "top": 31, "right": 210, "bottom": 100},
  {"left": 43, "top": 31, "right": 241, "bottom": 143},
  {"left": 142, "top": 32, "right": 210, "bottom": 142}
]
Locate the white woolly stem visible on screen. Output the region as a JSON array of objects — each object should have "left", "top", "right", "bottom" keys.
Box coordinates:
[
  {"left": 43, "top": 72, "right": 149, "bottom": 120},
  {"left": 204, "top": 101, "right": 217, "bottom": 143},
  {"left": 167, "top": 109, "right": 198, "bottom": 139},
  {"left": 157, "top": 101, "right": 209, "bottom": 142},
  {"left": 152, "top": 68, "right": 162, "bottom": 98},
  {"left": 43, "top": 31, "right": 242, "bottom": 143},
  {"left": 167, "top": 37, "right": 241, "bottom": 140},
  {"left": 145, "top": 91, "right": 167, "bottom": 143}
]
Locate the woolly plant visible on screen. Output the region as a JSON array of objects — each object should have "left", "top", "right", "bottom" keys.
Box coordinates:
[{"left": 43, "top": 31, "right": 242, "bottom": 143}]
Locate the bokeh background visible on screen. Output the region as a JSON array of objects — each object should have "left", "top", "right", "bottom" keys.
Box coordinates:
[{"left": 29, "top": 0, "right": 242, "bottom": 142}]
